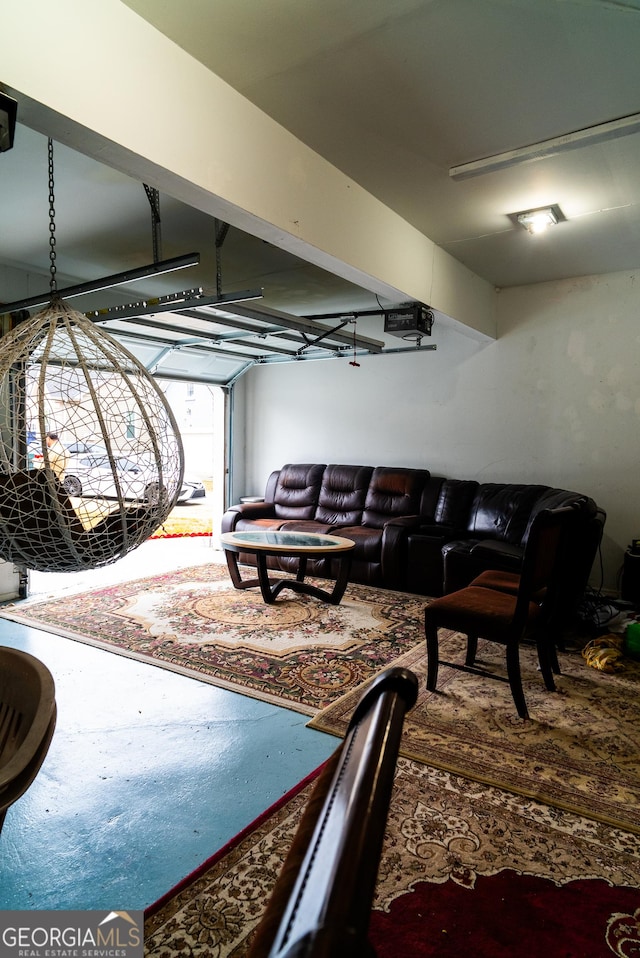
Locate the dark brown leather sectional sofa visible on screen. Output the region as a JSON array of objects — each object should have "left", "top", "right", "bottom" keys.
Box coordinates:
[{"left": 221, "top": 463, "right": 605, "bottom": 622}]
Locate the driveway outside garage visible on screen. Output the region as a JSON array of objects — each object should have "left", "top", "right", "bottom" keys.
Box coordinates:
[{"left": 154, "top": 480, "right": 214, "bottom": 538}]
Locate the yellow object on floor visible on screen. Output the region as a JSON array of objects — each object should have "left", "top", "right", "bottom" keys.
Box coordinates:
[{"left": 582, "top": 633, "right": 624, "bottom": 672}]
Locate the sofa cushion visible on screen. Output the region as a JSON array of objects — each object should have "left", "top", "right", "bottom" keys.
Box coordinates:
[
  {"left": 314, "top": 464, "right": 374, "bottom": 526},
  {"left": 333, "top": 525, "right": 383, "bottom": 562},
  {"left": 434, "top": 479, "right": 479, "bottom": 527},
  {"left": 277, "top": 520, "right": 335, "bottom": 535},
  {"left": 234, "top": 516, "right": 287, "bottom": 532},
  {"left": 362, "top": 467, "right": 429, "bottom": 529},
  {"left": 466, "top": 483, "right": 548, "bottom": 543},
  {"left": 418, "top": 476, "right": 446, "bottom": 519},
  {"left": 272, "top": 463, "right": 326, "bottom": 520}
]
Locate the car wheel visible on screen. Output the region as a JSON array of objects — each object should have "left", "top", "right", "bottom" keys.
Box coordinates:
[{"left": 64, "top": 475, "right": 82, "bottom": 496}]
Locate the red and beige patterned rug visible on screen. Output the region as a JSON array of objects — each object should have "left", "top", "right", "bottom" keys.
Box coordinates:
[
  {"left": 0, "top": 563, "right": 426, "bottom": 714},
  {"left": 144, "top": 757, "right": 640, "bottom": 957},
  {"left": 4, "top": 563, "right": 640, "bottom": 832},
  {"left": 310, "top": 642, "right": 640, "bottom": 834}
]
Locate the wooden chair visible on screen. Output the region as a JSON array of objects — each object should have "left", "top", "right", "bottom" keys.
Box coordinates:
[
  {"left": 424, "top": 506, "right": 576, "bottom": 719},
  {"left": 248, "top": 665, "right": 418, "bottom": 958},
  {"left": 0, "top": 646, "right": 57, "bottom": 834},
  {"left": 468, "top": 502, "right": 581, "bottom": 666}
]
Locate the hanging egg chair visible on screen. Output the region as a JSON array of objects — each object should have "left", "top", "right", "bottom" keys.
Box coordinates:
[{"left": 0, "top": 298, "right": 184, "bottom": 572}]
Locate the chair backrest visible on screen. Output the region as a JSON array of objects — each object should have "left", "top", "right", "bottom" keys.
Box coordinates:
[
  {"left": 521, "top": 489, "right": 596, "bottom": 544},
  {"left": 521, "top": 491, "right": 603, "bottom": 622},
  {"left": 465, "top": 483, "right": 549, "bottom": 543},
  {"left": 248, "top": 666, "right": 418, "bottom": 958},
  {"left": 0, "top": 647, "right": 57, "bottom": 833},
  {"left": 513, "top": 504, "right": 580, "bottom": 628}
]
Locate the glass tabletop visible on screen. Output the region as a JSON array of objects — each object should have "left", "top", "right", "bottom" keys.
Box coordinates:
[{"left": 221, "top": 530, "right": 354, "bottom": 550}]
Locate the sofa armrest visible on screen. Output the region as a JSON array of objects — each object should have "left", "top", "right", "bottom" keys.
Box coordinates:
[
  {"left": 412, "top": 522, "right": 459, "bottom": 540},
  {"left": 221, "top": 501, "right": 276, "bottom": 533},
  {"left": 381, "top": 514, "right": 424, "bottom": 532},
  {"left": 469, "top": 539, "right": 524, "bottom": 569},
  {"left": 379, "top": 516, "right": 422, "bottom": 588}
]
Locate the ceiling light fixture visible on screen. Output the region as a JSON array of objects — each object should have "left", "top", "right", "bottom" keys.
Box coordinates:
[{"left": 514, "top": 204, "right": 564, "bottom": 235}]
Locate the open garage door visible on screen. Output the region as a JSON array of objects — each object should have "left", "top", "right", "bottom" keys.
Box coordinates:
[{"left": 159, "top": 379, "right": 226, "bottom": 541}]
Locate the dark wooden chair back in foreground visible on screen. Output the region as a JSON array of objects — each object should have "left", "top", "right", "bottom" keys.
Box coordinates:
[
  {"left": 0, "top": 646, "right": 57, "bottom": 834},
  {"left": 248, "top": 666, "right": 419, "bottom": 958},
  {"left": 424, "top": 506, "right": 577, "bottom": 719}
]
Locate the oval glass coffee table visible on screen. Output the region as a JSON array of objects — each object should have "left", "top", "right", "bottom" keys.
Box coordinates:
[{"left": 220, "top": 530, "right": 355, "bottom": 605}]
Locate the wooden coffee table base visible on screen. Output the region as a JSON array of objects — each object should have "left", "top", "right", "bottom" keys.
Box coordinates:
[{"left": 224, "top": 550, "right": 353, "bottom": 605}]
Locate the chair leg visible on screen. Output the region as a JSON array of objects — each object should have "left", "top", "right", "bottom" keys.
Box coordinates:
[
  {"left": 548, "top": 627, "right": 561, "bottom": 674},
  {"left": 425, "top": 614, "right": 440, "bottom": 691},
  {"left": 465, "top": 634, "right": 478, "bottom": 666},
  {"left": 506, "top": 641, "right": 529, "bottom": 720},
  {"left": 536, "top": 634, "right": 557, "bottom": 692}
]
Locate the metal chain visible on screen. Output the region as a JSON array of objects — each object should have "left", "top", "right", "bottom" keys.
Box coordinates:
[{"left": 48, "top": 138, "right": 57, "bottom": 294}]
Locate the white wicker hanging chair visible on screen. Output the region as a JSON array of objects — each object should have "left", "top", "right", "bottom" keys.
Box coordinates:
[{"left": 0, "top": 299, "right": 184, "bottom": 572}]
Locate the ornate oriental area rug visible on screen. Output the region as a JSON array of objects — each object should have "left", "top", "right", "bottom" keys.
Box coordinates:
[
  {"left": 5, "top": 565, "right": 640, "bottom": 832},
  {"left": 309, "top": 642, "right": 640, "bottom": 835},
  {"left": 0, "top": 563, "right": 426, "bottom": 714},
  {"left": 144, "top": 757, "right": 640, "bottom": 957}
]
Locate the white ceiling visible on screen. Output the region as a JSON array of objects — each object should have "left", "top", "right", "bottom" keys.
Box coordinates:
[
  {"left": 1, "top": 0, "right": 640, "bottom": 381},
  {"left": 119, "top": 0, "right": 640, "bottom": 287}
]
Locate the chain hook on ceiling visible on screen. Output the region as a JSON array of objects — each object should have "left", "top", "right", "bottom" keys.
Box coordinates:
[{"left": 349, "top": 318, "right": 360, "bottom": 367}]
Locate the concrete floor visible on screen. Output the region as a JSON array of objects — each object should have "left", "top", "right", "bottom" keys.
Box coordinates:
[{"left": 0, "top": 538, "right": 336, "bottom": 911}]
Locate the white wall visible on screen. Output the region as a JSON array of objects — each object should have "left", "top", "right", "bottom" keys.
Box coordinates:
[{"left": 235, "top": 267, "right": 640, "bottom": 591}]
